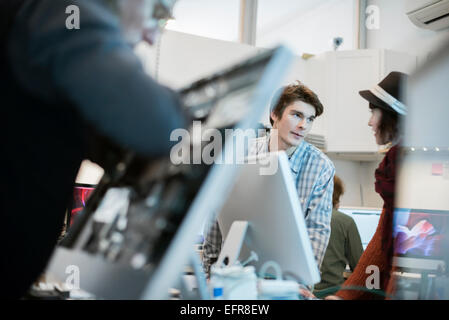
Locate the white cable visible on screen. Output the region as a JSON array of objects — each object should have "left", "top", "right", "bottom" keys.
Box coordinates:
[
  {"left": 155, "top": 30, "right": 163, "bottom": 81},
  {"left": 259, "top": 260, "right": 282, "bottom": 279},
  {"left": 241, "top": 251, "right": 259, "bottom": 267}
]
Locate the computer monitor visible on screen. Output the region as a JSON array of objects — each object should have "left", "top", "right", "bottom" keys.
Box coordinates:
[
  {"left": 216, "top": 151, "right": 321, "bottom": 286},
  {"left": 393, "top": 208, "right": 449, "bottom": 270}
]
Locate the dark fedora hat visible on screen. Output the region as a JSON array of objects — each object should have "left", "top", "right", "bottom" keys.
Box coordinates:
[{"left": 359, "top": 71, "right": 409, "bottom": 115}]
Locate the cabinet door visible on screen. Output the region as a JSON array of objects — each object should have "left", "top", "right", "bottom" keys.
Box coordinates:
[
  {"left": 381, "top": 49, "right": 418, "bottom": 78},
  {"left": 326, "top": 50, "right": 380, "bottom": 153}
]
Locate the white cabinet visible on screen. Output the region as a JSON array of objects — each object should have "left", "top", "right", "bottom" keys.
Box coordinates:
[{"left": 304, "top": 49, "right": 418, "bottom": 153}]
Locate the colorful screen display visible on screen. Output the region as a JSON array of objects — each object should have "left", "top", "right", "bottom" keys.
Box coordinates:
[
  {"left": 70, "top": 184, "right": 96, "bottom": 226},
  {"left": 393, "top": 208, "right": 449, "bottom": 259}
]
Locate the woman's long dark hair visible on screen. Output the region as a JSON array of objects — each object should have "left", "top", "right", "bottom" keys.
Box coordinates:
[{"left": 369, "top": 103, "right": 399, "bottom": 144}]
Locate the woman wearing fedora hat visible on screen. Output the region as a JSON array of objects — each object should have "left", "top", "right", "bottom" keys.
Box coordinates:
[{"left": 325, "top": 71, "right": 409, "bottom": 300}]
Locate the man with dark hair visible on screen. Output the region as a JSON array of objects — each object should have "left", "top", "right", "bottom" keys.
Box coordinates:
[
  {"left": 1, "top": 0, "right": 185, "bottom": 299},
  {"left": 270, "top": 81, "right": 323, "bottom": 126},
  {"left": 203, "top": 81, "right": 335, "bottom": 276},
  {"left": 313, "top": 175, "right": 363, "bottom": 297}
]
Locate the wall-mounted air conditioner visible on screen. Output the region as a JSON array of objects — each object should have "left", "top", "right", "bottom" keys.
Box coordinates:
[{"left": 406, "top": 0, "right": 449, "bottom": 31}]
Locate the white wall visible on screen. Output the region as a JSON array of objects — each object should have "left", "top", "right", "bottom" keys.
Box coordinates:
[
  {"left": 330, "top": 158, "right": 364, "bottom": 206},
  {"left": 257, "top": 0, "right": 357, "bottom": 55},
  {"left": 165, "top": 0, "right": 240, "bottom": 42},
  {"left": 359, "top": 160, "right": 383, "bottom": 207},
  {"left": 329, "top": 150, "right": 449, "bottom": 211},
  {"left": 396, "top": 152, "right": 449, "bottom": 211},
  {"left": 366, "top": 0, "right": 449, "bottom": 65},
  {"left": 328, "top": 157, "right": 383, "bottom": 208}
]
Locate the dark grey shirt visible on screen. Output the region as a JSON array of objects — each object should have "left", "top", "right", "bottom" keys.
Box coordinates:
[
  {"left": 1, "top": 0, "right": 186, "bottom": 298},
  {"left": 314, "top": 209, "right": 364, "bottom": 294},
  {"left": 7, "top": 0, "right": 186, "bottom": 156}
]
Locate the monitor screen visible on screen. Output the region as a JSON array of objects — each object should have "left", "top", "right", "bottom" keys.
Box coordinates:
[
  {"left": 393, "top": 208, "right": 449, "bottom": 260},
  {"left": 69, "top": 183, "right": 96, "bottom": 227}
]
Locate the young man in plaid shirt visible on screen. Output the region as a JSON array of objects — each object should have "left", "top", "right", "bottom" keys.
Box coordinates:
[{"left": 203, "top": 81, "right": 335, "bottom": 277}]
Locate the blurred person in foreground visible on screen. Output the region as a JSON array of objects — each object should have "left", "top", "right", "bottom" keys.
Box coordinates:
[{"left": 1, "top": 0, "right": 186, "bottom": 299}]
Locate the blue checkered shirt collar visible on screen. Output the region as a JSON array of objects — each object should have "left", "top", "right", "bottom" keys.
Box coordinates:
[{"left": 261, "top": 133, "right": 309, "bottom": 174}]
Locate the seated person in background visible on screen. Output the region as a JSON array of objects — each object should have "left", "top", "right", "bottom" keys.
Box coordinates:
[
  {"left": 202, "top": 81, "right": 335, "bottom": 276},
  {"left": 313, "top": 175, "right": 363, "bottom": 297}
]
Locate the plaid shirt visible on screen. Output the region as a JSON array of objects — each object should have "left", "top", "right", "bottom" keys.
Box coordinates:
[{"left": 202, "top": 134, "right": 335, "bottom": 275}]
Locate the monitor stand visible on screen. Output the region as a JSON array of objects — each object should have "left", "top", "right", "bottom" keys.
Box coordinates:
[{"left": 215, "top": 221, "right": 249, "bottom": 268}]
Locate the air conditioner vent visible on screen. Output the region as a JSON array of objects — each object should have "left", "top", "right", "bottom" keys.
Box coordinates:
[{"left": 407, "top": 0, "right": 449, "bottom": 31}]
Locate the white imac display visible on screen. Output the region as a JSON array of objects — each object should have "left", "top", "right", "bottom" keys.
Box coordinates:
[{"left": 216, "top": 151, "right": 321, "bottom": 286}]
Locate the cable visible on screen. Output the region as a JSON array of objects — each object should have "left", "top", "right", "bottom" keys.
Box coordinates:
[
  {"left": 154, "top": 21, "right": 168, "bottom": 82},
  {"left": 154, "top": 30, "right": 162, "bottom": 81},
  {"left": 314, "top": 285, "right": 393, "bottom": 299},
  {"left": 240, "top": 251, "right": 259, "bottom": 267}
]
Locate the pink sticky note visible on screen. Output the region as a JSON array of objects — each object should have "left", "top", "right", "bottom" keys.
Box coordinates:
[{"left": 432, "top": 163, "right": 443, "bottom": 176}]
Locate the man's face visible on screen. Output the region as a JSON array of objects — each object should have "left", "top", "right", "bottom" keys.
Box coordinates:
[{"left": 271, "top": 100, "right": 316, "bottom": 149}]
